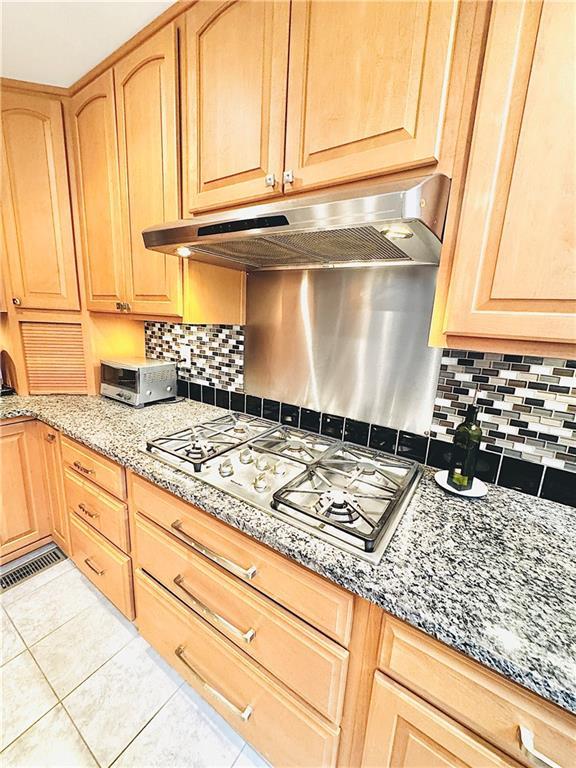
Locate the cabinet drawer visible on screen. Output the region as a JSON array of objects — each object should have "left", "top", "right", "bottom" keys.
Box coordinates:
[
  {"left": 62, "top": 437, "right": 126, "bottom": 499},
  {"left": 378, "top": 617, "right": 576, "bottom": 768},
  {"left": 130, "top": 475, "right": 353, "bottom": 646},
  {"left": 70, "top": 514, "right": 134, "bottom": 619},
  {"left": 362, "top": 672, "right": 521, "bottom": 768},
  {"left": 135, "top": 569, "right": 340, "bottom": 768},
  {"left": 134, "top": 512, "right": 348, "bottom": 723},
  {"left": 64, "top": 467, "right": 129, "bottom": 552}
]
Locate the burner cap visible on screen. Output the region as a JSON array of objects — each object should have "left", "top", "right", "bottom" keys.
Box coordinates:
[
  {"left": 184, "top": 440, "right": 216, "bottom": 461},
  {"left": 314, "top": 489, "right": 362, "bottom": 524}
]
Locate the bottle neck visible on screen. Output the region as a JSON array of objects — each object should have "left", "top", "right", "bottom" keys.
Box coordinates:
[{"left": 464, "top": 404, "right": 478, "bottom": 424}]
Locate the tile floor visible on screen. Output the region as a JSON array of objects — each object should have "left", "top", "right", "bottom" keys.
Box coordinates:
[{"left": 1, "top": 559, "right": 270, "bottom": 768}]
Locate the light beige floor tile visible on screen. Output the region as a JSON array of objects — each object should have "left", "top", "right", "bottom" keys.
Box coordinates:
[
  {"left": 4, "top": 567, "right": 102, "bottom": 646},
  {"left": 0, "top": 559, "right": 75, "bottom": 609},
  {"left": 0, "top": 704, "right": 97, "bottom": 768},
  {"left": 64, "top": 635, "right": 181, "bottom": 767},
  {"left": 114, "top": 684, "right": 245, "bottom": 768},
  {"left": 233, "top": 744, "right": 272, "bottom": 768},
  {"left": 1, "top": 609, "right": 25, "bottom": 666},
  {"left": 0, "top": 650, "right": 58, "bottom": 750},
  {"left": 31, "top": 600, "right": 138, "bottom": 698}
]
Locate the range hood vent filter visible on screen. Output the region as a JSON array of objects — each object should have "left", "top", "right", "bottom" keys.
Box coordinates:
[{"left": 192, "top": 226, "right": 411, "bottom": 269}]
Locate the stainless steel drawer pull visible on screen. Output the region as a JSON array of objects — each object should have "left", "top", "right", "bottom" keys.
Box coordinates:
[
  {"left": 78, "top": 503, "right": 99, "bottom": 519},
  {"left": 73, "top": 461, "right": 94, "bottom": 475},
  {"left": 173, "top": 574, "right": 255, "bottom": 644},
  {"left": 518, "top": 727, "right": 562, "bottom": 768},
  {"left": 84, "top": 557, "right": 105, "bottom": 576},
  {"left": 175, "top": 645, "right": 253, "bottom": 721},
  {"left": 170, "top": 520, "right": 257, "bottom": 581}
]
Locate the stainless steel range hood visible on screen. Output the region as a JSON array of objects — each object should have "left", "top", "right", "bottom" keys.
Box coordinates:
[{"left": 142, "top": 174, "right": 450, "bottom": 271}]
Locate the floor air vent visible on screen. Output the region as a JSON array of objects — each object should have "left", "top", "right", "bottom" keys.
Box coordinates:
[{"left": 0, "top": 544, "right": 67, "bottom": 591}]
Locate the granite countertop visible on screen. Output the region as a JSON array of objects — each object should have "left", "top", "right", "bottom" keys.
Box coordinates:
[{"left": 2, "top": 394, "right": 575, "bottom": 714}]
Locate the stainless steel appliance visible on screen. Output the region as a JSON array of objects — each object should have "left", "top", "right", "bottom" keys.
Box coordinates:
[
  {"left": 146, "top": 413, "right": 422, "bottom": 562},
  {"left": 100, "top": 358, "right": 177, "bottom": 407},
  {"left": 142, "top": 174, "right": 450, "bottom": 270}
]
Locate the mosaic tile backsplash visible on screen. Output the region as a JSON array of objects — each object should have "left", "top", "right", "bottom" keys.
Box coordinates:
[
  {"left": 145, "top": 323, "right": 244, "bottom": 392},
  {"left": 145, "top": 323, "right": 576, "bottom": 476}
]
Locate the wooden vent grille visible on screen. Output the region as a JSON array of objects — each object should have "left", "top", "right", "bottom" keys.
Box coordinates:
[{"left": 21, "top": 322, "right": 88, "bottom": 394}]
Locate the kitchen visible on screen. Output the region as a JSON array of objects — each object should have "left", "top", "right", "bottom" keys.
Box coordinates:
[{"left": 0, "top": 1, "right": 575, "bottom": 767}]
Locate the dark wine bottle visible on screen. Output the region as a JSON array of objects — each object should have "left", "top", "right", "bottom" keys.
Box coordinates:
[{"left": 447, "top": 404, "right": 482, "bottom": 491}]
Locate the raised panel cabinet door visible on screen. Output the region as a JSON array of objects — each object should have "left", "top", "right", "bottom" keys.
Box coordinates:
[
  {"left": 444, "top": 0, "right": 576, "bottom": 347},
  {"left": 0, "top": 421, "right": 51, "bottom": 560},
  {"left": 362, "top": 673, "right": 521, "bottom": 768},
  {"left": 1, "top": 90, "right": 80, "bottom": 310},
  {"left": 70, "top": 71, "right": 125, "bottom": 313},
  {"left": 183, "top": 0, "right": 290, "bottom": 212},
  {"left": 284, "top": 0, "right": 460, "bottom": 193},
  {"left": 38, "top": 423, "right": 69, "bottom": 554},
  {"left": 115, "top": 25, "right": 182, "bottom": 317}
]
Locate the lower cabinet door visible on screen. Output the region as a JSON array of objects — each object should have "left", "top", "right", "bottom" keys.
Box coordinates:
[
  {"left": 38, "top": 423, "right": 69, "bottom": 554},
  {"left": 0, "top": 420, "right": 51, "bottom": 562},
  {"left": 70, "top": 514, "right": 134, "bottom": 619},
  {"left": 362, "top": 672, "right": 522, "bottom": 768},
  {"left": 135, "top": 569, "right": 340, "bottom": 768}
]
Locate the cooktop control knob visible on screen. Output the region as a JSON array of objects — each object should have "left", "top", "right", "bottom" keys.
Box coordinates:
[
  {"left": 219, "top": 459, "right": 234, "bottom": 477},
  {"left": 253, "top": 473, "right": 268, "bottom": 492},
  {"left": 255, "top": 455, "right": 269, "bottom": 471},
  {"left": 239, "top": 448, "right": 253, "bottom": 464},
  {"left": 273, "top": 461, "right": 286, "bottom": 476}
]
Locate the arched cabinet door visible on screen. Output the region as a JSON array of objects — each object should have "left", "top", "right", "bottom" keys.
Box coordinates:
[
  {"left": 283, "top": 0, "right": 460, "bottom": 194},
  {"left": 69, "top": 71, "right": 125, "bottom": 313},
  {"left": 114, "top": 24, "right": 182, "bottom": 317},
  {"left": 1, "top": 90, "right": 79, "bottom": 310},
  {"left": 183, "top": 0, "right": 290, "bottom": 213}
]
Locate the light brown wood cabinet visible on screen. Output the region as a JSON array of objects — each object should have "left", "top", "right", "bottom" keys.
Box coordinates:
[
  {"left": 1, "top": 89, "right": 79, "bottom": 311},
  {"left": 362, "top": 673, "right": 521, "bottom": 768},
  {"left": 0, "top": 419, "right": 51, "bottom": 563},
  {"left": 441, "top": 0, "right": 576, "bottom": 352},
  {"left": 183, "top": 0, "right": 290, "bottom": 213},
  {"left": 69, "top": 71, "right": 125, "bottom": 313},
  {"left": 183, "top": 0, "right": 473, "bottom": 211},
  {"left": 114, "top": 24, "right": 182, "bottom": 317},
  {"left": 38, "top": 422, "right": 69, "bottom": 553},
  {"left": 284, "top": 0, "right": 461, "bottom": 195}
]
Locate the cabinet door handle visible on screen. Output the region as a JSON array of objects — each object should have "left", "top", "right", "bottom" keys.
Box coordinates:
[
  {"left": 78, "top": 503, "right": 99, "bottom": 519},
  {"left": 12, "top": 297, "right": 22, "bottom": 306},
  {"left": 45, "top": 433, "right": 56, "bottom": 443},
  {"left": 170, "top": 519, "right": 257, "bottom": 581},
  {"left": 518, "top": 727, "right": 562, "bottom": 768},
  {"left": 84, "top": 557, "right": 105, "bottom": 576},
  {"left": 73, "top": 461, "right": 94, "bottom": 475},
  {"left": 282, "top": 169, "right": 294, "bottom": 184},
  {"left": 115, "top": 301, "right": 123, "bottom": 311},
  {"left": 174, "top": 645, "right": 253, "bottom": 721},
  {"left": 264, "top": 173, "right": 276, "bottom": 188},
  {"left": 173, "top": 574, "right": 255, "bottom": 644}
]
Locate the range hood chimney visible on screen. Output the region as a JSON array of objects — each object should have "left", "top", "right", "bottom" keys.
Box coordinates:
[{"left": 142, "top": 174, "right": 450, "bottom": 271}]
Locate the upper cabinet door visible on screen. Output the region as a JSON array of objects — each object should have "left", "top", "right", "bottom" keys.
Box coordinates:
[
  {"left": 1, "top": 91, "right": 79, "bottom": 310},
  {"left": 284, "top": 0, "right": 460, "bottom": 194},
  {"left": 183, "top": 0, "right": 290, "bottom": 213},
  {"left": 70, "top": 72, "right": 125, "bottom": 313},
  {"left": 115, "top": 25, "right": 182, "bottom": 317},
  {"left": 444, "top": 0, "right": 576, "bottom": 348}
]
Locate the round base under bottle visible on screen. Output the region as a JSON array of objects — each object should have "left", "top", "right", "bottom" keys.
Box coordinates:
[{"left": 434, "top": 470, "right": 488, "bottom": 498}]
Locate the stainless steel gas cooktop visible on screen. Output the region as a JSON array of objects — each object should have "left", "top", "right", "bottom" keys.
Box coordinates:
[{"left": 146, "top": 413, "right": 421, "bottom": 563}]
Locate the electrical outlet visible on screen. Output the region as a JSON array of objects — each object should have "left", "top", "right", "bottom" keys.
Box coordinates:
[{"left": 179, "top": 344, "right": 191, "bottom": 366}]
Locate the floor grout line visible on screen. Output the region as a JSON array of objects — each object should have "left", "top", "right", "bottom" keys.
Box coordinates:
[
  {"left": 0, "top": 560, "right": 75, "bottom": 610},
  {"left": 0, "top": 701, "right": 61, "bottom": 755}
]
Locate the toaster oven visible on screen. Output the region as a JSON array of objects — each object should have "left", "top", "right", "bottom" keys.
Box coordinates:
[{"left": 100, "top": 358, "right": 177, "bottom": 407}]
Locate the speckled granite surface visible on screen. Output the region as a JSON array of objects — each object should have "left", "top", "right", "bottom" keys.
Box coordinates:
[{"left": 2, "top": 394, "right": 575, "bottom": 714}]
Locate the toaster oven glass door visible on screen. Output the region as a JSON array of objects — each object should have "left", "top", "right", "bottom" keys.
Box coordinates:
[{"left": 101, "top": 365, "right": 139, "bottom": 392}]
